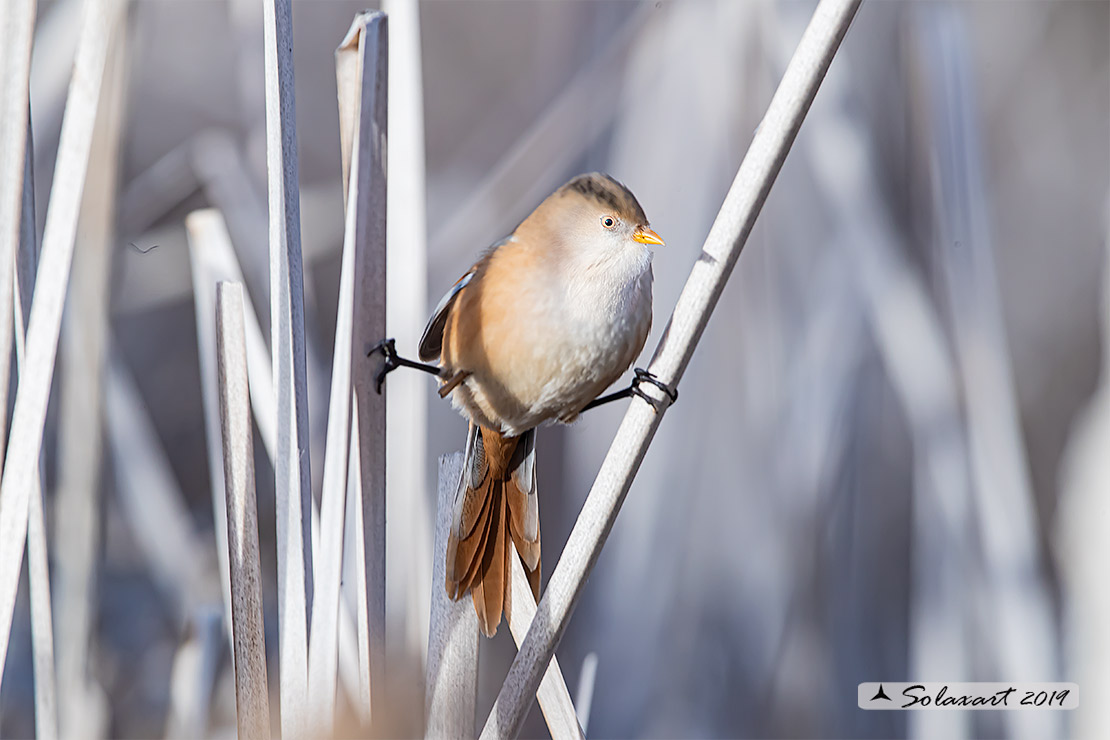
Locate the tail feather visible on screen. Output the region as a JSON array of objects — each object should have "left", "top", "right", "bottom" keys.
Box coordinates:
[
  {"left": 505, "top": 429, "right": 541, "bottom": 583},
  {"left": 446, "top": 425, "right": 542, "bottom": 635},
  {"left": 459, "top": 426, "right": 489, "bottom": 537},
  {"left": 521, "top": 550, "right": 541, "bottom": 604},
  {"left": 447, "top": 477, "right": 493, "bottom": 599},
  {"left": 458, "top": 498, "right": 490, "bottom": 593},
  {"left": 508, "top": 520, "right": 541, "bottom": 579},
  {"left": 472, "top": 481, "right": 509, "bottom": 637},
  {"left": 506, "top": 502, "right": 540, "bottom": 600}
]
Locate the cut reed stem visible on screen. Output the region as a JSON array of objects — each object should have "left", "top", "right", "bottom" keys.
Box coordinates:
[
  {"left": 217, "top": 281, "right": 272, "bottom": 740},
  {"left": 335, "top": 11, "right": 389, "bottom": 721}
]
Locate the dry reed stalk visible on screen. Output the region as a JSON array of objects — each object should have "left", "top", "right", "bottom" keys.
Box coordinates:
[
  {"left": 0, "top": 0, "right": 126, "bottom": 697},
  {"left": 186, "top": 209, "right": 277, "bottom": 460},
  {"left": 347, "top": 417, "right": 374, "bottom": 718},
  {"left": 190, "top": 131, "right": 336, "bottom": 507},
  {"left": 217, "top": 281, "right": 272, "bottom": 740},
  {"left": 506, "top": 548, "right": 583, "bottom": 740},
  {"left": 187, "top": 207, "right": 243, "bottom": 649},
  {"left": 380, "top": 0, "right": 433, "bottom": 666},
  {"left": 54, "top": 19, "right": 129, "bottom": 738},
  {"left": 0, "top": 0, "right": 38, "bottom": 469},
  {"left": 425, "top": 453, "right": 477, "bottom": 739},
  {"left": 189, "top": 130, "right": 270, "bottom": 316},
  {"left": 27, "top": 0, "right": 80, "bottom": 166},
  {"left": 336, "top": 458, "right": 368, "bottom": 725},
  {"left": 10, "top": 118, "right": 58, "bottom": 740},
  {"left": 191, "top": 133, "right": 338, "bottom": 494},
  {"left": 425, "top": 457, "right": 583, "bottom": 740},
  {"left": 261, "top": 0, "right": 312, "bottom": 734},
  {"left": 479, "top": 1, "right": 861, "bottom": 735},
  {"left": 187, "top": 208, "right": 365, "bottom": 715},
  {"left": 307, "top": 56, "right": 360, "bottom": 733},
  {"left": 114, "top": 133, "right": 334, "bottom": 504},
  {"left": 26, "top": 473, "right": 56, "bottom": 740},
  {"left": 335, "top": 12, "right": 389, "bottom": 721}
]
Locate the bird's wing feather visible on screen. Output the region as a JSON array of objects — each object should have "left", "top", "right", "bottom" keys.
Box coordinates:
[
  {"left": 419, "top": 235, "right": 514, "bottom": 362},
  {"left": 418, "top": 269, "right": 474, "bottom": 361}
]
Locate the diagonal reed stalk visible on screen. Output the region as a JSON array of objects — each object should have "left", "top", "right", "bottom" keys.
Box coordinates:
[
  {"left": 478, "top": 0, "right": 861, "bottom": 736},
  {"left": 0, "top": 0, "right": 39, "bottom": 473},
  {"left": 506, "top": 546, "right": 582, "bottom": 739},
  {"left": 54, "top": 14, "right": 129, "bottom": 736},
  {"left": 13, "top": 116, "right": 58, "bottom": 740},
  {"left": 0, "top": 0, "right": 126, "bottom": 696}
]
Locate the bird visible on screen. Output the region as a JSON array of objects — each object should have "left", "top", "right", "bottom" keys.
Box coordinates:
[{"left": 415, "top": 172, "right": 666, "bottom": 637}]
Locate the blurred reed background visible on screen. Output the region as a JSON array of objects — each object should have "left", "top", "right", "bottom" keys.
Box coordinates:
[{"left": 0, "top": 0, "right": 1108, "bottom": 738}]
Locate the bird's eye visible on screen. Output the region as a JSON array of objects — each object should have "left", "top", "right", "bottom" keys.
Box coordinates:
[{"left": 601, "top": 216, "right": 617, "bottom": 229}]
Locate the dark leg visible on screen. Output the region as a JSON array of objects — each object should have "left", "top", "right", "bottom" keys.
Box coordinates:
[
  {"left": 582, "top": 368, "right": 678, "bottom": 412},
  {"left": 369, "top": 338, "right": 442, "bottom": 394}
]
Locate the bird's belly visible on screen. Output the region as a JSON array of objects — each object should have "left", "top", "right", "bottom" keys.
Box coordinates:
[{"left": 455, "top": 269, "right": 652, "bottom": 435}]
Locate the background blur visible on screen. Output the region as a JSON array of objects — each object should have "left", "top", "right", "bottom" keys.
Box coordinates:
[{"left": 2, "top": 0, "right": 1108, "bottom": 738}]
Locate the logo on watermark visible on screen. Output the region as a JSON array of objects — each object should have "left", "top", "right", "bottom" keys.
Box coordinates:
[{"left": 858, "top": 683, "right": 1078, "bottom": 710}]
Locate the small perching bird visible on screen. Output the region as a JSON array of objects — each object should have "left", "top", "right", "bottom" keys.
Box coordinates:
[{"left": 379, "top": 173, "right": 670, "bottom": 636}]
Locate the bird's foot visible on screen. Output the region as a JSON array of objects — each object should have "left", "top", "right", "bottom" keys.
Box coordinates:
[
  {"left": 582, "top": 368, "right": 678, "bottom": 413},
  {"left": 630, "top": 368, "right": 678, "bottom": 412},
  {"left": 368, "top": 338, "right": 442, "bottom": 394}
]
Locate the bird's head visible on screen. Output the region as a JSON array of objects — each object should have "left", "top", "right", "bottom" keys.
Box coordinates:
[{"left": 532, "top": 173, "right": 664, "bottom": 259}]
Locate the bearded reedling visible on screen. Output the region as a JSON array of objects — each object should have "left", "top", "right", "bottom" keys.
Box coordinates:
[{"left": 374, "top": 173, "right": 675, "bottom": 636}]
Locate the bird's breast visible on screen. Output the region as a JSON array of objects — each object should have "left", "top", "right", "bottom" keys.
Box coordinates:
[
  {"left": 456, "top": 245, "right": 652, "bottom": 434},
  {"left": 557, "top": 251, "right": 653, "bottom": 360}
]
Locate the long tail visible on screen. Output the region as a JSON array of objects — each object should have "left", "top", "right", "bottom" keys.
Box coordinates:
[{"left": 445, "top": 424, "right": 541, "bottom": 637}]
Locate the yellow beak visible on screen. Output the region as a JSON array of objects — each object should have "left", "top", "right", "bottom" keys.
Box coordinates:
[{"left": 632, "top": 226, "right": 665, "bottom": 246}]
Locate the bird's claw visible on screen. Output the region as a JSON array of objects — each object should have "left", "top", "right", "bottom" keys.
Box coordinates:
[
  {"left": 631, "top": 368, "right": 678, "bottom": 411},
  {"left": 370, "top": 338, "right": 399, "bottom": 394},
  {"left": 369, "top": 337, "right": 444, "bottom": 393}
]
